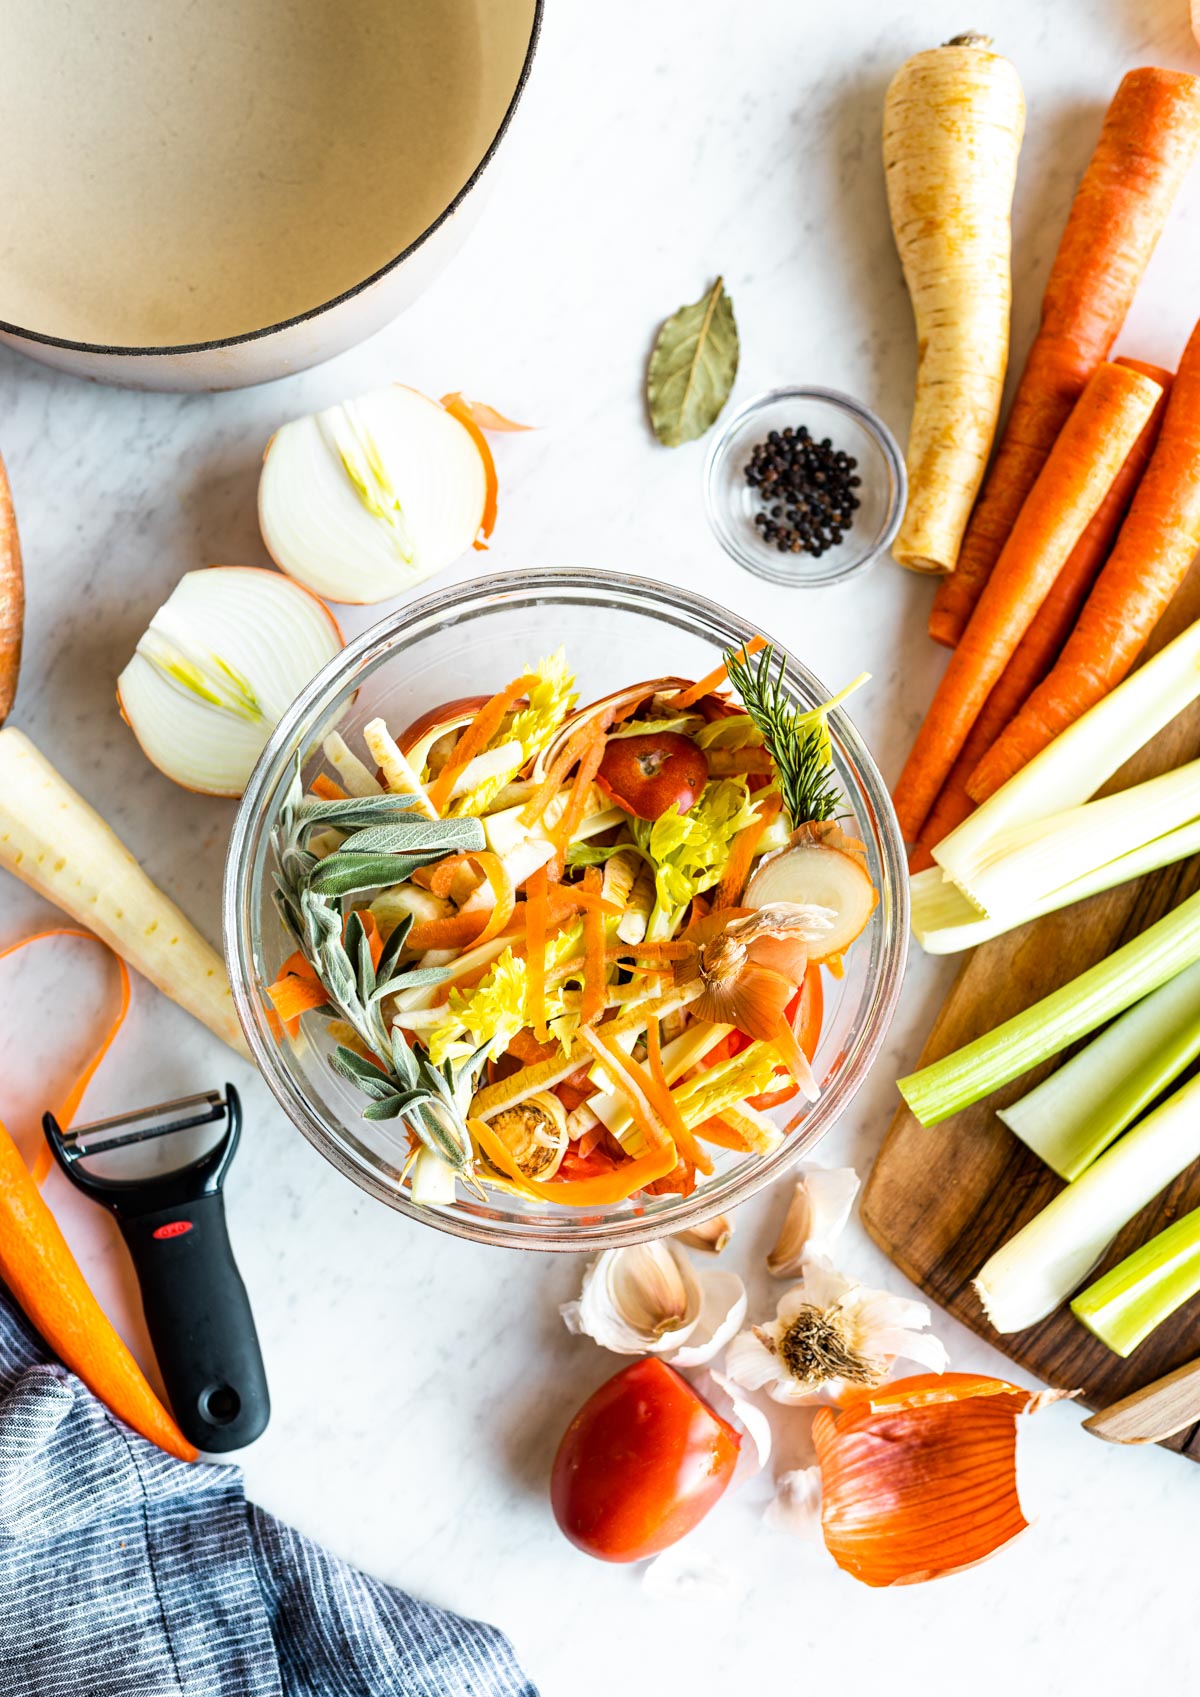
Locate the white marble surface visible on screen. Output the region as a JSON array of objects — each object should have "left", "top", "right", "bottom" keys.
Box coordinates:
[{"left": 3, "top": 0, "right": 1200, "bottom": 1691}]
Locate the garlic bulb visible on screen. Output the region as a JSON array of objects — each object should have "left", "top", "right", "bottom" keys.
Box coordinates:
[{"left": 561, "top": 1239, "right": 746, "bottom": 1366}]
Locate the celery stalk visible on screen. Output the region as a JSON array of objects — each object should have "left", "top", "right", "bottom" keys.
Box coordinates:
[
  {"left": 938, "top": 759, "right": 1200, "bottom": 921},
  {"left": 974, "top": 1072, "right": 1200, "bottom": 1332},
  {"left": 898, "top": 889, "right": 1200, "bottom": 1125},
  {"left": 1000, "top": 959, "right": 1200, "bottom": 1178},
  {"left": 911, "top": 818, "right": 1200, "bottom": 954},
  {"left": 933, "top": 618, "right": 1200, "bottom": 892},
  {"left": 1071, "top": 1204, "right": 1200, "bottom": 1356}
]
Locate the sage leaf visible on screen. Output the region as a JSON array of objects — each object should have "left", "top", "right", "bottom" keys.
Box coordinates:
[{"left": 647, "top": 276, "right": 739, "bottom": 448}]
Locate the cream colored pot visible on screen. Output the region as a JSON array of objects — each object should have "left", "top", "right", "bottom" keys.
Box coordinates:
[{"left": 0, "top": 0, "right": 540, "bottom": 390}]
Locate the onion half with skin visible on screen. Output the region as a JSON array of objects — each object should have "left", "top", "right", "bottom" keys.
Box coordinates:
[
  {"left": 746, "top": 825, "right": 878, "bottom": 962},
  {"left": 117, "top": 567, "right": 343, "bottom": 796},
  {"left": 259, "top": 384, "right": 490, "bottom": 604}
]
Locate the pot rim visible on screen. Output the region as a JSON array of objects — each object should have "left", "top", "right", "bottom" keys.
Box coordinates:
[{"left": 0, "top": 0, "right": 543, "bottom": 360}]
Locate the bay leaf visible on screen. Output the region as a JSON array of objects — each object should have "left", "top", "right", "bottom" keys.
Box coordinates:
[{"left": 647, "top": 277, "right": 739, "bottom": 448}]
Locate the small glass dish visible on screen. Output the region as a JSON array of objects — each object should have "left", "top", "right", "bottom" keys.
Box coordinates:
[
  {"left": 704, "top": 387, "right": 906, "bottom": 588},
  {"left": 224, "top": 569, "right": 909, "bottom": 1252}
]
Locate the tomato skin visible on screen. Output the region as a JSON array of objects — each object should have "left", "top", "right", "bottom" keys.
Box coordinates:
[
  {"left": 597, "top": 732, "right": 709, "bottom": 821},
  {"left": 550, "top": 1358, "right": 740, "bottom": 1562}
]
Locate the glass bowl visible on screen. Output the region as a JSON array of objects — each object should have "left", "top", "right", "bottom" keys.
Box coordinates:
[
  {"left": 224, "top": 569, "right": 909, "bottom": 1250},
  {"left": 704, "top": 387, "right": 906, "bottom": 588}
]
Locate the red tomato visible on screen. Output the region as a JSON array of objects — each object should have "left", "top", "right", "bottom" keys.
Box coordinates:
[
  {"left": 551, "top": 1358, "right": 740, "bottom": 1562},
  {"left": 596, "top": 733, "right": 708, "bottom": 820}
]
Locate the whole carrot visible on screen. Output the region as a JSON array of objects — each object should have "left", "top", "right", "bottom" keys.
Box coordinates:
[
  {"left": 0, "top": 1120, "right": 196, "bottom": 1461},
  {"left": 894, "top": 362, "right": 1161, "bottom": 840},
  {"left": 913, "top": 357, "right": 1172, "bottom": 851},
  {"left": 0, "top": 454, "right": 22, "bottom": 725},
  {"left": 928, "top": 67, "right": 1200, "bottom": 648},
  {"left": 969, "top": 323, "right": 1200, "bottom": 801}
]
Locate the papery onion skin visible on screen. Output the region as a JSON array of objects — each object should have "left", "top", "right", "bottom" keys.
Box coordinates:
[{"left": 812, "top": 1373, "right": 1051, "bottom": 1587}]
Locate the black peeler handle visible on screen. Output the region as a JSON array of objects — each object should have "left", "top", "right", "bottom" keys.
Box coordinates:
[{"left": 118, "top": 1192, "right": 270, "bottom": 1453}]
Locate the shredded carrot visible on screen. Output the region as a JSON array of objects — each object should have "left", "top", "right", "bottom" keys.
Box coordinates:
[
  {"left": 469, "top": 1115, "right": 678, "bottom": 1205},
  {"left": 578, "top": 1025, "right": 672, "bottom": 1156},
  {"left": 547, "top": 883, "right": 624, "bottom": 920},
  {"left": 425, "top": 673, "right": 538, "bottom": 816},
  {"left": 893, "top": 361, "right": 1162, "bottom": 840},
  {"left": 694, "top": 1116, "right": 752, "bottom": 1152},
  {"left": 521, "top": 717, "right": 602, "bottom": 827},
  {"left": 645, "top": 1017, "right": 713, "bottom": 1175},
  {"left": 266, "top": 951, "right": 328, "bottom": 1032},
  {"left": 428, "top": 853, "right": 473, "bottom": 899},
  {"left": 525, "top": 867, "right": 550, "bottom": 1040},
  {"left": 579, "top": 868, "right": 607, "bottom": 1026},
  {"left": 310, "top": 772, "right": 348, "bottom": 801},
  {"left": 404, "top": 851, "right": 516, "bottom": 952},
  {"left": 928, "top": 68, "right": 1200, "bottom": 648},
  {"left": 548, "top": 719, "right": 614, "bottom": 877},
  {"left": 671, "top": 635, "right": 767, "bottom": 710},
  {"left": 507, "top": 1027, "right": 560, "bottom": 1067},
  {"left": 441, "top": 393, "right": 501, "bottom": 549},
  {"left": 712, "top": 792, "right": 781, "bottom": 909}
]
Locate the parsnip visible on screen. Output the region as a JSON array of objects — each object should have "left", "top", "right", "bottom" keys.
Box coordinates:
[
  {"left": 884, "top": 32, "right": 1025, "bottom": 573},
  {"left": 0, "top": 728, "right": 249, "bottom": 1057}
]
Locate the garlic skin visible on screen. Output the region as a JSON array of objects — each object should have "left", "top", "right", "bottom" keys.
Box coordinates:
[
  {"left": 725, "top": 1257, "right": 947, "bottom": 1406},
  {"left": 561, "top": 1240, "right": 746, "bottom": 1367},
  {"left": 674, "top": 1214, "right": 734, "bottom": 1254},
  {"left": 690, "top": 1368, "right": 772, "bottom": 1487},
  {"left": 764, "top": 1467, "right": 823, "bottom": 1540},
  {"left": 767, "top": 1166, "right": 860, "bottom": 1277}
]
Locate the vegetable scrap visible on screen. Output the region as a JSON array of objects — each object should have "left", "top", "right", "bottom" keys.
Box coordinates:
[
  {"left": 744, "top": 425, "right": 861, "bottom": 559},
  {"left": 264, "top": 641, "right": 877, "bottom": 1208}
]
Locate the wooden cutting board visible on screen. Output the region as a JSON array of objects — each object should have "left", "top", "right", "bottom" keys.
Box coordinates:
[{"left": 862, "top": 567, "right": 1200, "bottom": 1460}]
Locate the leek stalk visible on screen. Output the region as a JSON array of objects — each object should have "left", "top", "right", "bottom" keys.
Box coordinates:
[
  {"left": 932, "top": 617, "right": 1200, "bottom": 890},
  {"left": 1000, "top": 959, "right": 1200, "bottom": 1179},
  {"left": 1071, "top": 1204, "right": 1200, "bottom": 1356},
  {"left": 974, "top": 1073, "right": 1200, "bottom": 1333},
  {"left": 898, "top": 890, "right": 1200, "bottom": 1126},
  {"left": 911, "top": 817, "right": 1200, "bottom": 954}
]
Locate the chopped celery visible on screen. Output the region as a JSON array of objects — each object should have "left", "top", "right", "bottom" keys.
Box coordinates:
[
  {"left": 974, "top": 1072, "right": 1200, "bottom": 1332},
  {"left": 1071, "top": 1204, "right": 1200, "bottom": 1356},
  {"left": 898, "top": 889, "right": 1200, "bottom": 1126},
  {"left": 911, "top": 818, "right": 1200, "bottom": 954},
  {"left": 1000, "top": 959, "right": 1200, "bottom": 1179},
  {"left": 937, "top": 758, "right": 1200, "bottom": 921},
  {"left": 933, "top": 617, "right": 1200, "bottom": 893}
]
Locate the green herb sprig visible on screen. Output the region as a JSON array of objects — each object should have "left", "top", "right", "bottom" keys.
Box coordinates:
[
  {"left": 271, "top": 771, "right": 489, "bottom": 1183},
  {"left": 724, "top": 644, "right": 867, "bottom": 828}
]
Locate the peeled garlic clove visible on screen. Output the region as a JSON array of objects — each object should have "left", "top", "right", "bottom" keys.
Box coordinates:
[
  {"left": 561, "top": 1240, "right": 703, "bottom": 1355},
  {"left": 117, "top": 567, "right": 343, "bottom": 797},
  {"left": 674, "top": 1215, "right": 734, "bottom": 1254},
  {"left": 668, "top": 1269, "right": 747, "bottom": 1368},
  {"left": 767, "top": 1166, "right": 860, "bottom": 1277},
  {"left": 259, "top": 384, "right": 489, "bottom": 604}
]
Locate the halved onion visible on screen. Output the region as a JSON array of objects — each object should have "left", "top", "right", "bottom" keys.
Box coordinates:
[
  {"left": 745, "top": 829, "right": 878, "bottom": 962},
  {"left": 117, "top": 566, "right": 343, "bottom": 796},
  {"left": 259, "top": 384, "right": 490, "bottom": 604}
]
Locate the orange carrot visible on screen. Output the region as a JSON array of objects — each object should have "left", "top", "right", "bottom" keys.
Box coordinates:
[
  {"left": 405, "top": 853, "right": 516, "bottom": 952},
  {"left": 546, "top": 884, "right": 623, "bottom": 920},
  {"left": 928, "top": 68, "right": 1200, "bottom": 648},
  {"left": 525, "top": 867, "right": 550, "bottom": 1040},
  {"left": 310, "top": 772, "right": 347, "bottom": 802},
  {"left": 547, "top": 717, "right": 614, "bottom": 878},
  {"left": 693, "top": 1116, "right": 752, "bottom": 1152},
  {"left": 893, "top": 361, "right": 1161, "bottom": 839},
  {"left": 914, "top": 358, "right": 1172, "bottom": 852},
  {"left": 266, "top": 950, "right": 328, "bottom": 1031},
  {"left": 470, "top": 1114, "right": 678, "bottom": 1205},
  {"left": 969, "top": 323, "right": 1200, "bottom": 801},
  {"left": 579, "top": 868, "right": 607, "bottom": 1025},
  {"left": 521, "top": 715, "right": 606, "bottom": 827},
  {"left": 712, "top": 792, "right": 781, "bottom": 909},
  {"left": 0, "top": 454, "right": 23, "bottom": 725},
  {"left": 672, "top": 635, "right": 767, "bottom": 710},
  {"left": 425, "top": 673, "right": 537, "bottom": 815},
  {"left": 645, "top": 1017, "right": 713, "bottom": 1175}
]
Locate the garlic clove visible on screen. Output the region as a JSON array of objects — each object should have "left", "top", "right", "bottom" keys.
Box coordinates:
[
  {"left": 764, "top": 1467, "right": 823, "bottom": 1540},
  {"left": 767, "top": 1166, "right": 860, "bottom": 1277},
  {"left": 674, "top": 1214, "right": 734, "bottom": 1254},
  {"left": 690, "top": 1368, "right": 773, "bottom": 1488},
  {"left": 561, "top": 1240, "right": 703, "bottom": 1355},
  {"left": 669, "top": 1268, "right": 747, "bottom": 1368}
]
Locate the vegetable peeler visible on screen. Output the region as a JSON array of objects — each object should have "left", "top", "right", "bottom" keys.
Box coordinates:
[{"left": 43, "top": 1084, "right": 270, "bottom": 1452}]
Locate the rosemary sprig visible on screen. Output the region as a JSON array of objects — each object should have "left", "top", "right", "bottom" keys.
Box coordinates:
[
  {"left": 270, "top": 769, "right": 489, "bottom": 1182},
  {"left": 724, "top": 644, "right": 865, "bottom": 828}
]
